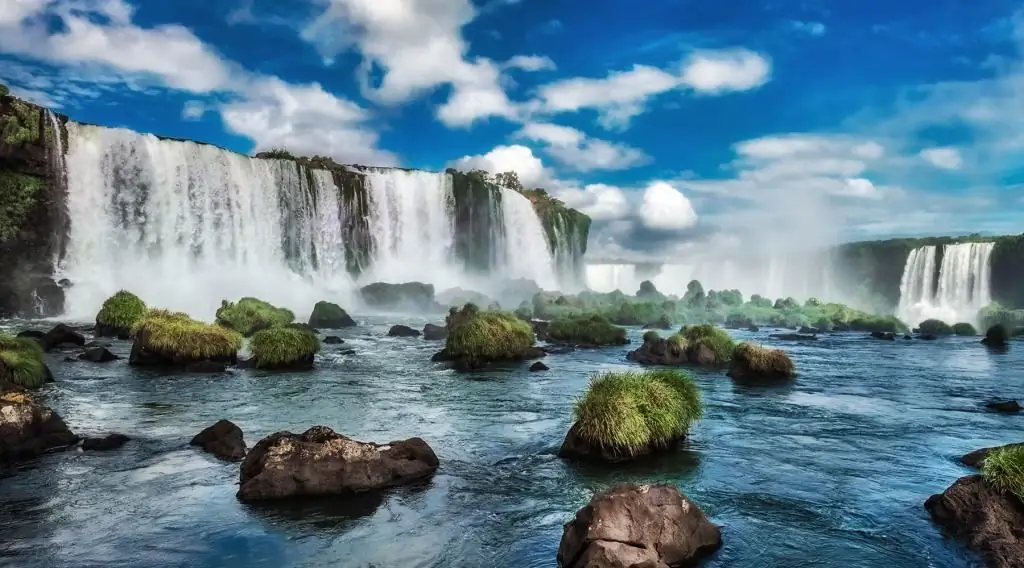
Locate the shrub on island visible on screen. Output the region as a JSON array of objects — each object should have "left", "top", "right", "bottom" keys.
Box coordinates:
[
  {"left": 250, "top": 325, "right": 321, "bottom": 370},
  {"left": 727, "top": 342, "right": 796, "bottom": 381},
  {"left": 433, "top": 303, "right": 538, "bottom": 370},
  {"left": 215, "top": 297, "right": 294, "bottom": 337},
  {"left": 307, "top": 301, "right": 356, "bottom": 328},
  {"left": 547, "top": 314, "right": 628, "bottom": 347},
  {"left": 918, "top": 319, "right": 953, "bottom": 336},
  {"left": 559, "top": 369, "right": 702, "bottom": 463},
  {"left": 980, "top": 444, "right": 1024, "bottom": 500},
  {"left": 952, "top": 322, "right": 978, "bottom": 336},
  {"left": 130, "top": 309, "right": 243, "bottom": 369},
  {"left": 95, "top": 290, "right": 147, "bottom": 338},
  {"left": 0, "top": 334, "right": 51, "bottom": 388},
  {"left": 627, "top": 324, "right": 735, "bottom": 367}
]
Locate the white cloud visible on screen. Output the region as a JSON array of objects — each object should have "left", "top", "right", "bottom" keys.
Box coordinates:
[
  {"left": 919, "top": 147, "right": 964, "bottom": 169},
  {"left": 182, "top": 100, "right": 206, "bottom": 120},
  {"left": 504, "top": 54, "right": 555, "bottom": 72},
  {"left": 679, "top": 49, "right": 772, "bottom": 94},
  {"left": 449, "top": 144, "right": 552, "bottom": 188},
  {"left": 557, "top": 183, "right": 630, "bottom": 221},
  {"left": 790, "top": 21, "right": 826, "bottom": 36},
  {"left": 515, "top": 122, "right": 650, "bottom": 171},
  {"left": 640, "top": 181, "right": 698, "bottom": 230}
]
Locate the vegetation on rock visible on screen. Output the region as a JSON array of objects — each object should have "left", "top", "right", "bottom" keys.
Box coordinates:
[
  {"left": 981, "top": 444, "right": 1024, "bottom": 499},
  {"left": 951, "top": 322, "right": 977, "bottom": 336},
  {"left": 570, "top": 369, "right": 702, "bottom": 458},
  {"left": 677, "top": 324, "right": 735, "bottom": 365},
  {"left": 0, "top": 334, "right": 48, "bottom": 388},
  {"left": 1, "top": 99, "right": 40, "bottom": 146},
  {"left": 133, "top": 309, "right": 243, "bottom": 362},
  {"left": 250, "top": 326, "right": 321, "bottom": 369},
  {"left": 95, "top": 290, "right": 147, "bottom": 337},
  {"left": 918, "top": 319, "right": 953, "bottom": 336},
  {"left": 0, "top": 170, "right": 43, "bottom": 242},
  {"left": 443, "top": 303, "right": 535, "bottom": 363},
  {"left": 547, "top": 314, "right": 627, "bottom": 346},
  {"left": 982, "top": 324, "right": 1010, "bottom": 347},
  {"left": 308, "top": 301, "right": 356, "bottom": 328},
  {"left": 215, "top": 297, "right": 295, "bottom": 336},
  {"left": 728, "top": 342, "right": 796, "bottom": 380}
]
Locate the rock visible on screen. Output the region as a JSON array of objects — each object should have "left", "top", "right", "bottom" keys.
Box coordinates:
[
  {"left": 16, "top": 330, "right": 45, "bottom": 340},
  {"left": 307, "top": 301, "right": 356, "bottom": 328},
  {"left": 359, "top": 282, "right": 435, "bottom": 311},
  {"left": 920, "top": 333, "right": 939, "bottom": 341},
  {"left": 84, "top": 340, "right": 112, "bottom": 348},
  {"left": 322, "top": 335, "right": 345, "bottom": 344},
  {"left": 746, "top": 325, "right": 760, "bottom": 332},
  {"left": 531, "top": 319, "right": 551, "bottom": 341},
  {"left": 728, "top": 342, "right": 796, "bottom": 381},
  {"left": 903, "top": 334, "right": 913, "bottom": 340},
  {"left": 387, "top": 324, "right": 421, "bottom": 338},
  {"left": 925, "top": 475, "right": 1024, "bottom": 568},
  {"left": 0, "top": 382, "right": 79, "bottom": 461},
  {"left": 557, "top": 483, "right": 722, "bottom": 568},
  {"left": 986, "top": 400, "right": 1022, "bottom": 414},
  {"left": 422, "top": 323, "right": 447, "bottom": 341},
  {"left": 529, "top": 361, "right": 549, "bottom": 372},
  {"left": 870, "top": 331, "right": 896, "bottom": 341},
  {"left": 191, "top": 419, "right": 246, "bottom": 461},
  {"left": 983, "top": 324, "right": 1010, "bottom": 348},
  {"left": 542, "top": 344, "right": 575, "bottom": 355},
  {"left": 237, "top": 426, "right": 438, "bottom": 502},
  {"left": 41, "top": 324, "right": 85, "bottom": 351},
  {"left": 770, "top": 333, "right": 817, "bottom": 341},
  {"left": 961, "top": 444, "right": 1024, "bottom": 468},
  {"left": 81, "top": 433, "right": 130, "bottom": 451},
  {"left": 78, "top": 347, "right": 119, "bottom": 363},
  {"left": 798, "top": 326, "right": 821, "bottom": 334}
]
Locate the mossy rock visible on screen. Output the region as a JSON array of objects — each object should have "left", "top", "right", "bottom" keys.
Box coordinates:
[
  {"left": 0, "top": 170, "right": 44, "bottom": 243},
  {"left": 559, "top": 369, "right": 702, "bottom": 463},
  {"left": 918, "top": 319, "right": 953, "bottom": 336},
  {"left": 308, "top": 301, "right": 356, "bottom": 328},
  {"left": 982, "top": 324, "right": 1010, "bottom": 348},
  {"left": 0, "top": 334, "right": 52, "bottom": 389},
  {"left": 547, "top": 314, "right": 628, "bottom": 347},
  {"left": 250, "top": 325, "right": 321, "bottom": 370},
  {"left": 678, "top": 324, "right": 735, "bottom": 365},
  {"left": 216, "top": 297, "right": 294, "bottom": 336},
  {"left": 95, "top": 290, "right": 147, "bottom": 338},
  {"left": 1, "top": 99, "right": 40, "bottom": 147},
  {"left": 728, "top": 342, "right": 796, "bottom": 381},
  {"left": 981, "top": 444, "right": 1024, "bottom": 499},
  {"left": 130, "top": 309, "right": 242, "bottom": 367},
  {"left": 951, "top": 322, "right": 977, "bottom": 336},
  {"left": 437, "top": 303, "right": 536, "bottom": 369}
]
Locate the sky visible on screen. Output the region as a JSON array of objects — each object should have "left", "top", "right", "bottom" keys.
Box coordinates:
[{"left": 1, "top": 0, "right": 1023, "bottom": 262}]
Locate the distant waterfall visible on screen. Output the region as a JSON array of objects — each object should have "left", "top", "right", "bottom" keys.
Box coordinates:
[
  {"left": 496, "top": 188, "right": 558, "bottom": 290},
  {"left": 586, "top": 264, "right": 639, "bottom": 294},
  {"left": 895, "top": 242, "right": 994, "bottom": 326}
]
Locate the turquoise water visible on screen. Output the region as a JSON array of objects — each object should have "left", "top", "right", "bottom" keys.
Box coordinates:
[{"left": 0, "top": 316, "right": 1019, "bottom": 567}]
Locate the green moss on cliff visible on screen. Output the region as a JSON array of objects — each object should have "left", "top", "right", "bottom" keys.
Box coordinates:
[
  {"left": 0, "top": 170, "right": 43, "bottom": 242},
  {"left": 1, "top": 99, "right": 40, "bottom": 146},
  {"left": 450, "top": 169, "right": 503, "bottom": 272}
]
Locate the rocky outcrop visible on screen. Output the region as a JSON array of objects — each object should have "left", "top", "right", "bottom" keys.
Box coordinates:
[
  {"left": 191, "top": 419, "right": 246, "bottom": 461},
  {"left": 81, "top": 433, "right": 129, "bottom": 451},
  {"left": 529, "top": 361, "right": 548, "bottom": 372},
  {"left": 985, "top": 400, "right": 1021, "bottom": 414},
  {"left": 387, "top": 324, "right": 421, "bottom": 337},
  {"left": 236, "top": 426, "right": 438, "bottom": 502},
  {"left": 627, "top": 337, "right": 718, "bottom": 367},
  {"left": 925, "top": 475, "right": 1024, "bottom": 568},
  {"left": 557, "top": 483, "right": 721, "bottom": 568},
  {"left": 78, "top": 346, "right": 119, "bottom": 362},
  {"left": 0, "top": 382, "right": 78, "bottom": 461},
  {"left": 360, "top": 282, "right": 435, "bottom": 311},
  {"left": 960, "top": 444, "right": 1024, "bottom": 468},
  {"left": 40, "top": 324, "right": 85, "bottom": 351},
  {"left": 422, "top": 323, "right": 447, "bottom": 341}
]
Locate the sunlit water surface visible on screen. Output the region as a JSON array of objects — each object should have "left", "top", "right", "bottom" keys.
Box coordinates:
[{"left": 0, "top": 316, "right": 1020, "bottom": 568}]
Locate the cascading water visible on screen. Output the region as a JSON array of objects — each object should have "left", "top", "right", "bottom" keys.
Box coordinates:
[
  {"left": 585, "top": 264, "right": 640, "bottom": 294},
  {"left": 549, "top": 214, "right": 585, "bottom": 292},
  {"left": 895, "top": 242, "right": 994, "bottom": 326},
  {"left": 495, "top": 188, "right": 558, "bottom": 290},
  {"left": 56, "top": 123, "right": 353, "bottom": 320}
]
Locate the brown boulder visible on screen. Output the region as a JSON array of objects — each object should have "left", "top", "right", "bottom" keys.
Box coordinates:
[
  {"left": 925, "top": 475, "right": 1024, "bottom": 568},
  {"left": 558, "top": 483, "right": 721, "bottom": 568},
  {"left": 191, "top": 419, "right": 247, "bottom": 461},
  {"left": 237, "top": 426, "right": 438, "bottom": 502},
  {"left": 0, "top": 382, "right": 78, "bottom": 461}
]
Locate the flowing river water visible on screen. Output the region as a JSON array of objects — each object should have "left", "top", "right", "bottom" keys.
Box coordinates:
[{"left": 0, "top": 316, "right": 1019, "bottom": 567}]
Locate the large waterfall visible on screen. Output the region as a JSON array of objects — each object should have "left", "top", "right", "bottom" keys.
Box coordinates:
[
  {"left": 54, "top": 122, "right": 566, "bottom": 320},
  {"left": 895, "top": 242, "right": 994, "bottom": 326}
]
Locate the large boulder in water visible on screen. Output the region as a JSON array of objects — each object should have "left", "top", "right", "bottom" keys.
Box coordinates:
[
  {"left": 0, "top": 382, "right": 79, "bottom": 461},
  {"left": 557, "top": 483, "right": 721, "bottom": 568},
  {"left": 249, "top": 325, "right": 320, "bottom": 370},
  {"left": 432, "top": 303, "right": 540, "bottom": 370},
  {"left": 627, "top": 325, "right": 734, "bottom": 368},
  {"left": 307, "top": 301, "right": 356, "bottom": 328},
  {"left": 191, "top": 419, "right": 246, "bottom": 461},
  {"left": 727, "top": 342, "right": 796, "bottom": 381},
  {"left": 360, "top": 282, "right": 435, "bottom": 311},
  {"left": 237, "top": 426, "right": 439, "bottom": 502},
  {"left": 387, "top": 324, "right": 421, "bottom": 337},
  {"left": 129, "top": 310, "right": 242, "bottom": 369},
  {"left": 422, "top": 323, "right": 447, "bottom": 341},
  {"left": 215, "top": 297, "right": 294, "bottom": 337},
  {"left": 982, "top": 324, "right": 1010, "bottom": 348},
  {"left": 925, "top": 475, "right": 1024, "bottom": 568},
  {"left": 94, "top": 290, "right": 147, "bottom": 339}
]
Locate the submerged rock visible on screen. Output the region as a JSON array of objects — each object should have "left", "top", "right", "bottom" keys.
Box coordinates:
[
  {"left": 870, "top": 331, "right": 896, "bottom": 341},
  {"left": 529, "top": 361, "right": 549, "bottom": 372},
  {"left": 985, "top": 400, "right": 1021, "bottom": 414},
  {"left": 770, "top": 333, "right": 817, "bottom": 341},
  {"left": 191, "top": 419, "right": 246, "bottom": 461},
  {"left": 925, "top": 475, "right": 1024, "bottom": 568},
  {"left": 41, "top": 324, "right": 85, "bottom": 351},
  {"left": 81, "top": 433, "right": 130, "bottom": 451},
  {"left": 360, "top": 282, "right": 435, "bottom": 311},
  {"left": 387, "top": 324, "right": 421, "bottom": 338},
  {"left": 237, "top": 426, "right": 438, "bottom": 502},
  {"left": 422, "top": 323, "right": 447, "bottom": 341},
  {"left": 0, "top": 382, "right": 78, "bottom": 461},
  {"left": 982, "top": 324, "right": 1010, "bottom": 348},
  {"left": 557, "top": 483, "right": 721, "bottom": 568},
  {"left": 78, "top": 346, "right": 119, "bottom": 363},
  {"left": 322, "top": 335, "right": 345, "bottom": 345}
]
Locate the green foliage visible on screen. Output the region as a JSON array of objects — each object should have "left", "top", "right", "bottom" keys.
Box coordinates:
[
  {"left": 918, "top": 318, "right": 953, "bottom": 336},
  {"left": 730, "top": 342, "right": 796, "bottom": 379},
  {"left": 134, "top": 309, "right": 243, "bottom": 360},
  {"left": 848, "top": 315, "right": 907, "bottom": 334},
  {"left": 1, "top": 99, "right": 40, "bottom": 146},
  {"left": 0, "top": 334, "right": 47, "bottom": 389},
  {"left": 548, "top": 314, "right": 627, "bottom": 346},
  {"left": 951, "top": 322, "right": 977, "bottom": 336},
  {"left": 573, "top": 369, "right": 703, "bottom": 458},
  {"left": 749, "top": 294, "right": 773, "bottom": 308},
  {"left": 679, "top": 323, "right": 735, "bottom": 364},
  {"left": 642, "top": 330, "right": 661, "bottom": 343},
  {"left": 96, "top": 290, "right": 147, "bottom": 330},
  {"left": 0, "top": 170, "right": 43, "bottom": 242},
  {"left": 0, "top": 83, "right": 8, "bottom": 97},
  {"left": 981, "top": 445, "right": 1024, "bottom": 499},
  {"left": 250, "top": 325, "right": 321, "bottom": 369},
  {"left": 494, "top": 170, "right": 523, "bottom": 191},
  {"left": 215, "top": 297, "right": 295, "bottom": 336},
  {"left": 445, "top": 303, "right": 535, "bottom": 361},
  {"left": 682, "top": 280, "right": 705, "bottom": 308},
  {"left": 805, "top": 297, "right": 823, "bottom": 307},
  {"left": 514, "top": 303, "right": 533, "bottom": 321},
  {"left": 709, "top": 289, "right": 743, "bottom": 306},
  {"left": 979, "top": 302, "right": 1024, "bottom": 330},
  {"left": 256, "top": 148, "right": 295, "bottom": 160}
]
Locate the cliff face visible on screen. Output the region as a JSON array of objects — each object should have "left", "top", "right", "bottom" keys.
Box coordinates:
[{"left": 0, "top": 94, "right": 68, "bottom": 317}]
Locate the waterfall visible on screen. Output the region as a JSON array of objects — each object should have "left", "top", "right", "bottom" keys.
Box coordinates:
[
  {"left": 586, "top": 264, "right": 639, "bottom": 293},
  {"left": 895, "top": 242, "right": 994, "bottom": 326},
  {"left": 549, "top": 213, "right": 585, "bottom": 292},
  {"left": 495, "top": 188, "right": 558, "bottom": 290}
]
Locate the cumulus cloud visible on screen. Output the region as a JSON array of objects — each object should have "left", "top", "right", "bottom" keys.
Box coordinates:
[
  {"left": 557, "top": 183, "right": 630, "bottom": 221},
  {"left": 639, "top": 182, "right": 698, "bottom": 230},
  {"left": 504, "top": 54, "right": 556, "bottom": 72},
  {"left": 449, "top": 144, "right": 552, "bottom": 188},
  {"left": 515, "top": 122, "right": 650, "bottom": 171},
  {"left": 919, "top": 147, "right": 964, "bottom": 169}
]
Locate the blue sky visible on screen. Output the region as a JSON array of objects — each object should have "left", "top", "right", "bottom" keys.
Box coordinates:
[{"left": 2, "top": 0, "right": 1023, "bottom": 260}]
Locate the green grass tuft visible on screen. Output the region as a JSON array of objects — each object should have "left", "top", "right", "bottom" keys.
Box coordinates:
[
  {"left": 729, "top": 342, "right": 796, "bottom": 379},
  {"left": 642, "top": 330, "right": 661, "bottom": 344},
  {"left": 981, "top": 445, "right": 1024, "bottom": 499},
  {"left": 216, "top": 297, "right": 295, "bottom": 336},
  {"left": 445, "top": 303, "right": 535, "bottom": 361},
  {"left": 134, "top": 309, "right": 243, "bottom": 361},
  {"left": 250, "top": 325, "right": 321, "bottom": 369},
  {"left": 918, "top": 318, "right": 953, "bottom": 336},
  {"left": 548, "top": 314, "right": 627, "bottom": 346},
  {"left": 951, "top": 322, "right": 977, "bottom": 336},
  {"left": 573, "top": 369, "right": 702, "bottom": 458},
  {"left": 679, "top": 323, "right": 735, "bottom": 364},
  {"left": 0, "top": 334, "right": 47, "bottom": 389},
  {"left": 96, "top": 290, "right": 147, "bottom": 331}
]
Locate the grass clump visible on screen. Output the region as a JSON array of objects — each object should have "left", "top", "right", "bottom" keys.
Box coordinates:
[
  {"left": 547, "top": 314, "right": 628, "bottom": 346},
  {"left": 981, "top": 445, "right": 1024, "bottom": 500},
  {"left": 216, "top": 297, "right": 294, "bottom": 336},
  {"left": 679, "top": 324, "right": 735, "bottom": 365},
  {"left": 95, "top": 290, "right": 147, "bottom": 336},
  {"left": 250, "top": 326, "right": 321, "bottom": 369},
  {"left": 918, "top": 318, "right": 953, "bottom": 336},
  {"left": 133, "top": 309, "right": 242, "bottom": 361},
  {"left": 728, "top": 342, "right": 796, "bottom": 380},
  {"left": 572, "top": 369, "right": 702, "bottom": 458},
  {"left": 444, "top": 303, "right": 535, "bottom": 361},
  {"left": 0, "top": 334, "right": 48, "bottom": 389},
  {"left": 642, "top": 330, "right": 661, "bottom": 344},
  {"left": 951, "top": 322, "right": 977, "bottom": 336}
]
